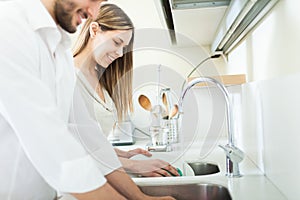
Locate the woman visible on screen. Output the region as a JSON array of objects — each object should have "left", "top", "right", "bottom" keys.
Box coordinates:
[{"left": 73, "top": 3, "right": 179, "bottom": 177}]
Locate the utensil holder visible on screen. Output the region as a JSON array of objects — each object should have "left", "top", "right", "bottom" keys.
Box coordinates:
[
  {"left": 149, "top": 126, "right": 168, "bottom": 146},
  {"left": 161, "top": 118, "right": 178, "bottom": 144}
]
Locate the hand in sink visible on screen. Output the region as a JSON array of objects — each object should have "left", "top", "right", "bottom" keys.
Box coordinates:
[
  {"left": 124, "top": 153, "right": 180, "bottom": 177},
  {"left": 117, "top": 147, "right": 152, "bottom": 158}
]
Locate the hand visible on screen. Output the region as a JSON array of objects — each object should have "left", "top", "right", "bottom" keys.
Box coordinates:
[
  {"left": 146, "top": 196, "right": 176, "bottom": 200},
  {"left": 127, "top": 148, "right": 152, "bottom": 158},
  {"left": 130, "top": 159, "right": 180, "bottom": 177},
  {"left": 115, "top": 148, "right": 152, "bottom": 158}
]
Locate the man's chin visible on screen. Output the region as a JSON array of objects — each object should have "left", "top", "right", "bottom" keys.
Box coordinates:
[
  {"left": 61, "top": 24, "right": 77, "bottom": 33},
  {"left": 68, "top": 28, "right": 77, "bottom": 34}
]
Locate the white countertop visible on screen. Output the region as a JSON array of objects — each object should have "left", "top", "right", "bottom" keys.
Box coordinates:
[{"left": 118, "top": 139, "right": 287, "bottom": 200}]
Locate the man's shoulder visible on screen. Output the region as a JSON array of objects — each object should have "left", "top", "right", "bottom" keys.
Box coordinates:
[
  {"left": 0, "top": 1, "right": 23, "bottom": 18},
  {"left": 0, "top": 1, "right": 32, "bottom": 33},
  {"left": 0, "top": 1, "right": 40, "bottom": 69}
]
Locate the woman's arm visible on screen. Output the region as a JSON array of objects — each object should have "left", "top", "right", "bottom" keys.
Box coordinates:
[
  {"left": 118, "top": 157, "right": 179, "bottom": 177},
  {"left": 114, "top": 148, "right": 152, "bottom": 158}
]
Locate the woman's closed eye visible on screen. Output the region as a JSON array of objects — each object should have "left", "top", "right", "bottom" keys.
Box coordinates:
[{"left": 113, "top": 39, "right": 122, "bottom": 47}]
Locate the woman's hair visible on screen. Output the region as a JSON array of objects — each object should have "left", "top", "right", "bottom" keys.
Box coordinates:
[{"left": 73, "top": 3, "right": 134, "bottom": 121}]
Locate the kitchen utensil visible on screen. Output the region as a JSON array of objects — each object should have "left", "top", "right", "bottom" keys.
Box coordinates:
[
  {"left": 161, "top": 88, "right": 173, "bottom": 117},
  {"left": 168, "top": 104, "right": 178, "bottom": 119},
  {"left": 138, "top": 94, "right": 152, "bottom": 111},
  {"left": 162, "top": 92, "right": 169, "bottom": 114}
]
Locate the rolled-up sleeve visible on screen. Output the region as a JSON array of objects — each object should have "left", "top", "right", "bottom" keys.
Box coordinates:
[
  {"left": 0, "top": 19, "right": 107, "bottom": 193},
  {"left": 69, "top": 85, "right": 122, "bottom": 175}
]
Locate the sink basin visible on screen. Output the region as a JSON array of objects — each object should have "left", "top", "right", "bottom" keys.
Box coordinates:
[
  {"left": 187, "top": 162, "right": 220, "bottom": 176},
  {"left": 139, "top": 183, "right": 232, "bottom": 200}
]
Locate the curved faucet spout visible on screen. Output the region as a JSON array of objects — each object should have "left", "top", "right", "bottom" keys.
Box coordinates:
[
  {"left": 178, "top": 77, "right": 234, "bottom": 146},
  {"left": 178, "top": 77, "right": 244, "bottom": 177}
]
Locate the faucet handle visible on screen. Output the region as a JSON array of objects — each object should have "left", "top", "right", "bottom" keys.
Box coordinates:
[{"left": 219, "top": 144, "right": 245, "bottom": 163}]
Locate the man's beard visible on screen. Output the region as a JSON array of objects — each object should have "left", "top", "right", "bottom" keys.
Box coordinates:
[{"left": 54, "top": 0, "right": 77, "bottom": 33}]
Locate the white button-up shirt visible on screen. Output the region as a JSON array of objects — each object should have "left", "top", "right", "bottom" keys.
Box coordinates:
[
  {"left": 0, "top": 0, "right": 121, "bottom": 199},
  {"left": 76, "top": 70, "right": 116, "bottom": 137}
]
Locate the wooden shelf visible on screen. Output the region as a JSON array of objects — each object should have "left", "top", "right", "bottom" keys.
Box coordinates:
[{"left": 188, "top": 74, "right": 246, "bottom": 87}]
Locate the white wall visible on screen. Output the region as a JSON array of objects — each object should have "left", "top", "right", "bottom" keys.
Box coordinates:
[
  {"left": 228, "top": 0, "right": 300, "bottom": 81},
  {"left": 132, "top": 28, "right": 227, "bottom": 88},
  {"left": 228, "top": 0, "right": 300, "bottom": 199}
]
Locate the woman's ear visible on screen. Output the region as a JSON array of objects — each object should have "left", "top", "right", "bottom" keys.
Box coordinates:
[{"left": 89, "top": 22, "right": 99, "bottom": 39}]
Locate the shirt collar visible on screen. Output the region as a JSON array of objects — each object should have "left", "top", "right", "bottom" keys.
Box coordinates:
[
  {"left": 19, "top": 0, "right": 57, "bottom": 31},
  {"left": 18, "top": 0, "right": 71, "bottom": 52}
]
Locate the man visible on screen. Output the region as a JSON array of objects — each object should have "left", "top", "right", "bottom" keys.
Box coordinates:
[{"left": 0, "top": 0, "right": 174, "bottom": 199}]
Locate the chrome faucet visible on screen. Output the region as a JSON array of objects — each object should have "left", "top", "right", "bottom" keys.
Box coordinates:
[{"left": 178, "top": 77, "right": 244, "bottom": 177}]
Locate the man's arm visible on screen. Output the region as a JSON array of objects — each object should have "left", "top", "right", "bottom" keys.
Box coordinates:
[
  {"left": 72, "top": 183, "right": 126, "bottom": 200},
  {"left": 106, "top": 169, "right": 176, "bottom": 200}
]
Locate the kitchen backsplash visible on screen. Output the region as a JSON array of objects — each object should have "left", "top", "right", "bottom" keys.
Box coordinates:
[
  {"left": 240, "top": 72, "right": 300, "bottom": 199},
  {"left": 180, "top": 75, "right": 300, "bottom": 199}
]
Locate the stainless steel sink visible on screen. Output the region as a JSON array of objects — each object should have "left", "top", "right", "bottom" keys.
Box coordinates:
[
  {"left": 187, "top": 162, "right": 220, "bottom": 176},
  {"left": 139, "top": 183, "right": 232, "bottom": 200}
]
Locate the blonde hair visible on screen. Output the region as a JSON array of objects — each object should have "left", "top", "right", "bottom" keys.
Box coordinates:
[{"left": 73, "top": 3, "right": 134, "bottom": 121}]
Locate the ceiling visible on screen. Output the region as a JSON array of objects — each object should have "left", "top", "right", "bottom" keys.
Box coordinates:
[
  {"left": 172, "top": 6, "right": 227, "bottom": 46},
  {"left": 109, "top": 0, "right": 229, "bottom": 47},
  {"left": 109, "top": 0, "right": 166, "bottom": 29}
]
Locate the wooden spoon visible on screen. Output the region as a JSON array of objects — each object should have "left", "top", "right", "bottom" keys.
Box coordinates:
[
  {"left": 168, "top": 104, "right": 178, "bottom": 119},
  {"left": 138, "top": 94, "right": 152, "bottom": 111},
  {"left": 162, "top": 92, "right": 169, "bottom": 115}
]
